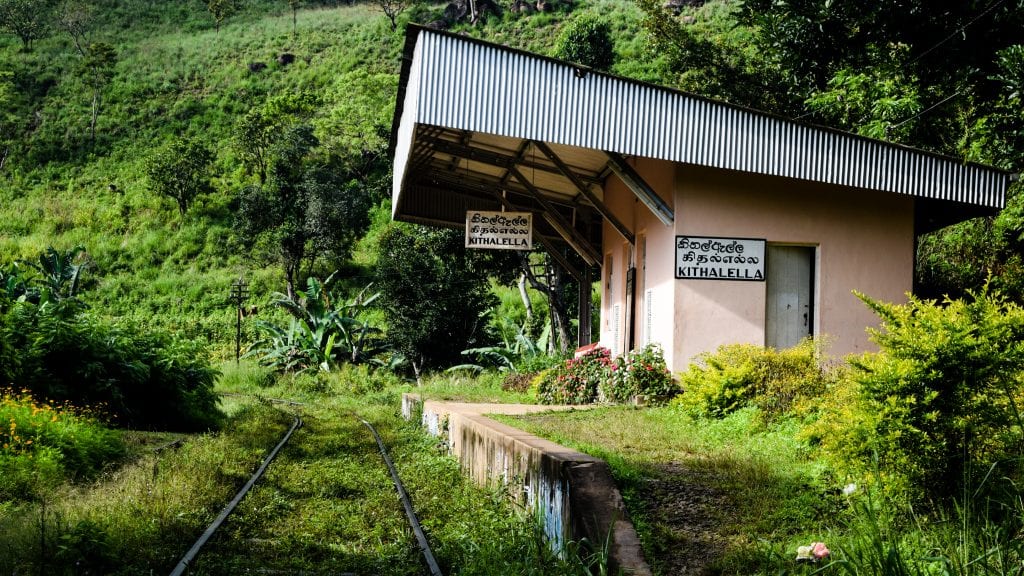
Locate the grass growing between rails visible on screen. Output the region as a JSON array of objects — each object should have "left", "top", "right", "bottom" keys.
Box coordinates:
[{"left": 1, "top": 363, "right": 599, "bottom": 574}]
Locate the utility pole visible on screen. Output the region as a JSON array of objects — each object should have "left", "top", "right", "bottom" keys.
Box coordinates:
[{"left": 229, "top": 276, "right": 249, "bottom": 364}]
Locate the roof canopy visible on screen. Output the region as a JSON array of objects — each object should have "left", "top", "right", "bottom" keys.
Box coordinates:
[{"left": 390, "top": 25, "right": 1011, "bottom": 268}]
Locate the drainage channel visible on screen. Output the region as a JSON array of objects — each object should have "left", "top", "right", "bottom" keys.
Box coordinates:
[{"left": 167, "top": 398, "right": 444, "bottom": 576}]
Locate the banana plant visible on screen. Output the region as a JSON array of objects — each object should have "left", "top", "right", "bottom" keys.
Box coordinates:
[
  {"left": 249, "top": 273, "right": 390, "bottom": 373},
  {"left": 29, "top": 245, "right": 88, "bottom": 303},
  {"left": 450, "top": 319, "right": 551, "bottom": 373}
]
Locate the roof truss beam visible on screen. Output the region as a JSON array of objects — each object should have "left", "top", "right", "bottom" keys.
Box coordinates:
[
  {"left": 604, "top": 151, "right": 674, "bottom": 227},
  {"left": 422, "top": 135, "right": 604, "bottom": 187},
  {"left": 507, "top": 164, "right": 601, "bottom": 266},
  {"left": 488, "top": 189, "right": 585, "bottom": 282},
  {"left": 532, "top": 140, "right": 634, "bottom": 245}
]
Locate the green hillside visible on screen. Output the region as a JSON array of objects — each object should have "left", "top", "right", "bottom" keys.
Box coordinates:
[
  {"left": 0, "top": 0, "right": 664, "bottom": 356},
  {"left": 1, "top": 1, "right": 416, "bottom": 353}
]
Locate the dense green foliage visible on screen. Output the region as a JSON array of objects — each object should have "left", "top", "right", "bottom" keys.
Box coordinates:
[
  {"left": 552, "top": 11, "right": 615, "bottom": 71},
  {"left": 808, "top": 288, "right": 1024, "bottom": 503},
  {"left": 1, "top": 300, "right": 224, "bottom": 431},
  {"left": 248, "top": 273, "right": 388, "bottom": 371},
  {"left": 675, "top": 338, "right": 829, "bottom": 421},
  {"left": 375, "top": 225, "right": 511, "bottom": 378},
  {"left": 1, "top": 249, "right": 223, "bottom": 431}
]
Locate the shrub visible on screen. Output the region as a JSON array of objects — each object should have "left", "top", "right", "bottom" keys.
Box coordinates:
[
  {"left": 536, "top": 347, "right": 612, "bottom": 404},
  {"left": 248, "top": 276, "right": 389, "bottom": 373},
  {"left": 675, "top": 339, "right": 829, "bottom": 420},
  {"left": 1, "top": 301, "right": 223, "bottom": 431},
  {"left": 602, "top": 343, "right": 678, "bottom": 404},
  {"left": 502, "top": 371, "right": 535, "bottom": 393},
  {"left": 803, "top": 287, "right": 1024, "bottom": 502},
  {"left": 552, "top": 12, "right": 615, "bottom": 71}
]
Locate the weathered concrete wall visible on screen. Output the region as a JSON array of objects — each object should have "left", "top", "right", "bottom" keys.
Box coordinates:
[{"left": 402, "top": 394, "right": 651, "bottom": 575}]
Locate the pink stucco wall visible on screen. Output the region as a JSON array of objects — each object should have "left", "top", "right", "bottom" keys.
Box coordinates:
[{"left": 599, "top": 160, "right": 915, "bottom": 373}]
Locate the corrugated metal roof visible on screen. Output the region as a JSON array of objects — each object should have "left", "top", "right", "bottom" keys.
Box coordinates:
[{"left": 393, "top": 26, "right": 1009, "bottom": 210}]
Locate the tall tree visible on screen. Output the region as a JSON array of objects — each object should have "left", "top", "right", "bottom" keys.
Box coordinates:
[
  {"left": 145, "top": 138, "right": 214, "bottom": 215},
  {"left": 633, "top": 0, "right": 798, "bottom": 114},
  {"left": 519, "top": 253, "right": 577, "bottom": 354},
  {"left": 373, "top": 0, "right": 410, "bottom": 31},
  {"left": 287, "top": 0, "right": 301, "bottom": 35},
  {"left": 0, "top": 0, "right": 51, "bottom": 51},
  {"left": 207, "top": 0, "right": 238, "bottom": 33},
  {"left": 0, "top": 70, "right": 17, "bottom": 171},
  {"left": 78, "top": 41, "right": 116, "bottom": 146},
  {"left": 237, "top": 125, "right": 374, "bottom": 300},
  {"left": 235, "top": 91, "right": 316, "bottom": 184},
  {"left": 735, "top": 0, "right": 1024, "bottom": 155},
  {"left": 56, "top": 0, "right": 93, "bottom": 57}
]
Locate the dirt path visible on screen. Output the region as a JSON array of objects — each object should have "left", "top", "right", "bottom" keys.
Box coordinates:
[{"left": 634, "top": 462, "right": 736, "bottom": 575}]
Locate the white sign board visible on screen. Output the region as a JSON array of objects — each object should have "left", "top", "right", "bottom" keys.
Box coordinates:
[
  {"left": 465, "top": 211, "right": 533, "bottom": 250},
  {"left": 675, "top": 236, "right": 765, "bottom": 281}
]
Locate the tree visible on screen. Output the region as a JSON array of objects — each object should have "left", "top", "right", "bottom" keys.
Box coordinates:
[
  {"left": 633, "top": 0, "right": 798, "bottom": 114},
  {"left": 734, "top": 0, "right": 1024, "bottom": 154},
  {"left": 287, "top": 0, "right": 301, "bottom": 35},
  {"left": 0, "top": 70, "right": 18, "bottom": 172},
  {"left": 235, "top": 91, "right": 316, "bottom": 184},
  {"left": 314, "top": 70, "right": 396, "bottom": 171},
  {"left": 519, "top": 252, "right": 577, "bottom": 354},
  {"left": 237, "top": 125, "right": 374, "bottom": 300},
  {"left": 207, "top": 0, "right": 238, "bottom": 33},
  {"left": 78, "top": 41, "right": 116, "bottom": 146},
  {"left": 0, "top": 0, "right": 51, "bottom": 51},
  {"left": 373, "top": 0, "right": 410, "bottom": 31},
  {"left": 804, "top": 46, "right": 922, "bottom": 144},
  {"left": 56, "top": 0, "right": 94, "bottom": 57},
  {"left": 375, "top": 225, "right": 497, "bottom": 381},
  {"left": 145, "top": 138, "right": 214, "bottom": 215},
  {"left": 552, "top": 12, "right": 615, "bottom": 72}
]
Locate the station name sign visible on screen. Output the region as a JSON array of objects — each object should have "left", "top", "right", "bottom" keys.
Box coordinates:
[
  {"left": 675, "top": 236, "right": 765, "bottom": 281},
  {"left": 465, "top": 211, "right": 533, "bottom": 250}
]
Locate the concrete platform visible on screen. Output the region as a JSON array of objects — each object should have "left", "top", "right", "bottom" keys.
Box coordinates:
[{"left": 402, "top": 394, "right": 652, "bottom": 575}]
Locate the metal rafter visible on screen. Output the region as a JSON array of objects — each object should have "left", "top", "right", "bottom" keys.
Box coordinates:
[
  {"left": 507, "top": 164, "right": 601, "bottom": 266},
  {"left": 532, "top": 140, "right": 634, "bottom": 245},
  {"left": 605, "top": 151, "right": 674, "bottom": 227},
  {"left": 487, "top": 189, "right": 584, "bottom": 282}
]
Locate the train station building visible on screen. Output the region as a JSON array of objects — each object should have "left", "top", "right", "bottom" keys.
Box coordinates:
[{"left": 388, "top": 25, "right": 1012, "bottom": 372}]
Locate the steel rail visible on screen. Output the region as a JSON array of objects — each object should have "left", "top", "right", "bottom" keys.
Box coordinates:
[
  {"left": 168, "top": 411, "right": 302, "bottom": 576},
  {"left": 357, "top": 415, "right": 445, "bottom": 576}
]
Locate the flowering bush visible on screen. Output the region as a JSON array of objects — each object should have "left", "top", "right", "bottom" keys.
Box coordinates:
[
  {"left": 603, "top": 344, "right": 677, "bottom": 404},
  {"left": 536, "top": 347, "right": 612, "bottom": 404},
  {"left": 537, "top": 345, "right": 677, "bottom": 405},
  {"left": 0, "top": 389, "right": 124, "bottom": 500}
]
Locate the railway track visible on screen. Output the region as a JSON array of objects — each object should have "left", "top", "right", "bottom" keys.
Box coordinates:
[{"left": 167, "top": 397, "right": 443, "bottom": 576}]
